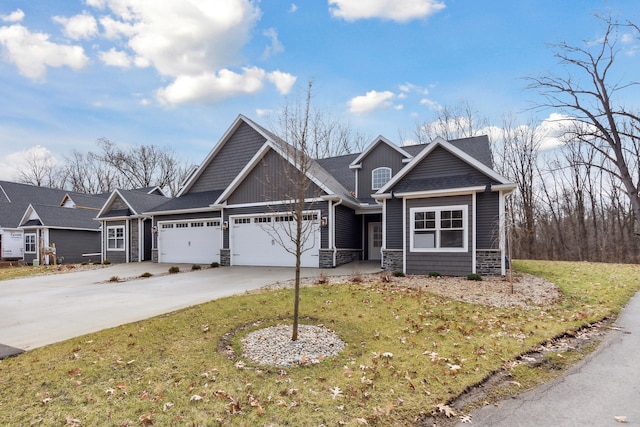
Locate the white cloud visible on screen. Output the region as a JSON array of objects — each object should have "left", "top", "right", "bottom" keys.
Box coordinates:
[
  {"left": 348, "top": 90, "right": 395, "bottom": 114},
  {"left": 536, "top": 113, "right": 576, "bottom": 150},
  {"left": 1, "top": 9, "right": 25, "bottom": 23},
  {"left": 99, "top": 47, "right": 131, "bottom": 67},
  {"left": 53, "top": 12, "right": 98, "bottom": 40},
  {"left": 0, "top": 24, "right": 88, "bottom": 80},
  {"left": 256, "top": 108, "right": 273, "bottom": 117},
  {"left": 329, "top": 0, "right": 445, "bottom": 22},
  {"left": 399, "top": 82, "right": 430, "bottom": 95},
  {"left": 91, "top": 0, "right": 260, "bottom": 76},
  {"left": 0, "top": 145, "right": 59, "bottom": 181},
  {"left": 419, "top": 97, "right": 441, "bottom": 110},
  {"left": 267, "top": 70, "right": 296, "bottom": 95},
  {"left": 394, "top": 104, "right": 404, "bottom": 110},
  {"left": 262, "top": 27, "right": 284, "bottom": 59},
  {"left": 157, "top": 67, "right": 267, "bottom": 105},
  {"left": 289, "top": 4, "right": 298, "bottom": 13}
]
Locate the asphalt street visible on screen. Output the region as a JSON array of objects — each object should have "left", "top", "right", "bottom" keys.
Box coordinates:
[
  {"left": 458, "top": 290, "right": 640, "bottom": 426},
  {"left": 0, "top": 261, "right": 380, "bottom": 356}
]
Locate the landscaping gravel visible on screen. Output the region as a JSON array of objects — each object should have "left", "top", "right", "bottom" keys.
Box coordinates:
[{"left": 241, "top": 324, "right": 345, "bottom": 367}]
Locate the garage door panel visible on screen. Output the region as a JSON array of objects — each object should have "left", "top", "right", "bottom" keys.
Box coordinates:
[
  {"left": 231, "top": 215, "right": 319, "bottom": 267},
  {"left": 158, "top": 220, "right": 221, "bottom": 264}
]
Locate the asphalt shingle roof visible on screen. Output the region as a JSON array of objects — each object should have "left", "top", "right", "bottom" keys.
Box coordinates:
[
  {"left": 21, "top": 204, "right": 101, "bottom": 230},
  {"left": 146, "top": 189, "right": 224, "bottom": 213},
  {"left": 115, "top": 189, "right": 169, "bottom": 215}
]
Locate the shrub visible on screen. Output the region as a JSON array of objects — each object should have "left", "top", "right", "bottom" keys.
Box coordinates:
[
  {"left": 102, "top": 259, "right": 111, "bottom": 265},
  {"left": 379, "top": 271, "right": 392, "bottom": 283},
  {"left": 315, "top": 271, "right": 328, "bottom": 285},
  {"left": 350, "top": 272, "right": 363, "bottom": 283},
  {"left": 467, "top": 273, "right": 482, "bottom": 281},
  {"left": 210, "top": 262, "right": 220, "bottom": 268},
  {"left": 168, "top": 266, "right": 180, "bottom": 274},
  {"left": 92, "top": 261, "right": 102, "bottom": 265},
  {"left": 392, "top": 270, "right": 405, "bottom": 277},
  {"left": 81, "top": 261, "right": 89, "bottom": 266},
  {"left": 192, "top": 264, "right": 202, "bottom": 270},
  {"left": 140, "top": 272, "right": 153, "bottom": 278},
  {"left": 108, "top": 276, "right": 120, "bottom": 282},
  {"left": 428, "top": 271, "right": 442, "bottom": 277}
]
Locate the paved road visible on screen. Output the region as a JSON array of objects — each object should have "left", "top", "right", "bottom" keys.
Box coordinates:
[
  {"left": 458, "top": 290, "right": 640, "bottom": 426},
  {"left": 0, "top": 261, "right": 380, "bottom": 357}
]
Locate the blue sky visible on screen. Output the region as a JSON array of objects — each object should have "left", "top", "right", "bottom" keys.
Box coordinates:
[{"left": 0, "top": 0, "right": 638, "bottom": 181}]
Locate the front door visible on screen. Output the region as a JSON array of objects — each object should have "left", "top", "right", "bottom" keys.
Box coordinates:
[{"left": 368, "top": 222, "right": 382, "bottom": 261}]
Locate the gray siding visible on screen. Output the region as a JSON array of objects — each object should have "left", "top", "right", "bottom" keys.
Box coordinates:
[
  {"left": 385, "top": 198, "right": 403, "bottom": 249},
  {"left": 358, "top": 143, "right": 406, "bottom": 198},
  {"left": 403, "top": 146, "right": 493, "bottom": 184},
  {"left": 189, "top": 122, "right": 267, "bottom": 193},
  {"left": 109, "top": 195, "right": 128, "bottom": 211},
  {"left": 50, "top": 228, "right": 100, "bottom": 264},
  {"left": 104, "top": 219, "right": 126, "bottom": 263},
  {"left": 227, "top": 149, "right": 325, "bottom": 205},
  {"left": 334, "top": 204, "right": 360, "bottom": 248},
  {"left": 405, "top": 195, "right": 473, "bottom": 276},
  {"left": 476, "top": 191, "right": 500, "bottom": 249}
]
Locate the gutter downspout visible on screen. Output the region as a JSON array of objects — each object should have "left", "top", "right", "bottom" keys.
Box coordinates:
[{"left": 332, "top": 198, "right": 343, "bottom": 267}]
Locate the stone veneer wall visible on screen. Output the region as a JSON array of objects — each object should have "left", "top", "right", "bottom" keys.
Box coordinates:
[
  {"left": 152, "top": 248, "right": 158, "bottom": 263},
  {"left": 476, "top": 249, "right": 503, "bottom": 276},
  {"left": 220, "top": 248, "right": 231, "bottom": 266},
  {"left": 382, "top": 249, "right": 403, "bottom": 272},
  {"left": 319, "top": 249, "right": 362, "bottom": 268}
]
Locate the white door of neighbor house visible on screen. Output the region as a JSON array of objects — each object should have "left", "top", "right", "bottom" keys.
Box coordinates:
[
  {"left": 231, "top": 214, "right": 320, "bottom": 267},
  {"left": 158, "top": 219, "right": 221, "bottom": 264},
  {"left": 368, "top": 222, "right": 382, "bottom": 261}
]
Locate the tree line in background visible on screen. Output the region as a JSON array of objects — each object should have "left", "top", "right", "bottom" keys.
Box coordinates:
[{"left": 15, "top": 16, "right": 639, "bottom": 264}]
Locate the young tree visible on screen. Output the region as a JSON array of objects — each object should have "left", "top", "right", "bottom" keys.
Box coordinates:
[{"left": 527, "top": 16, "right": 640, "bottom": 237}]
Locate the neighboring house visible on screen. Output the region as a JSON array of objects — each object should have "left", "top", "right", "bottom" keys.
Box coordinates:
[
  {"left": 0, "top": 180, "right": 108, "bottom": 264},
  {"left": 143, "top": 115, "right": 514, "bottom": 276},
  {"left": 94, "top": 187, "right": 168, "bottom": 263}
]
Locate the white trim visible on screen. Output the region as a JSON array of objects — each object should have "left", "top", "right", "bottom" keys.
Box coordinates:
[
  {"left": 126, "top": 220, "right": 130, "bottom": 263},
  {"left": 157, "top": 218, "right": 221, "bottom": 226},
  {"left": 409, "top": 205, "right": 469, "bottom": 253},
  {"left": 371, "top": 167, "right": 392, "bottom": 191},
  {"left": 138, "top": 218, "right": 143, "bottom": 262},
  {"left": 354, "top": 168, "right": 359, "bottom": 198},
  {"left": 20, "top": 226, "right": 100, "bottom": 232},
  {"left": 381, "top": 199, "right": 387, "bottom": 269},
  {"left": 377, "top": 138, "right": 511, "bottom": 195},
  {"left": 388, "top": 186, "right": 487, "bottom": 200},
  {"left": 0, "top": 184, "right": 11, "bottom": 203},
  {"left": 349, "top": 135, "right": 412, "bottom": 168},
  {"left": 143, "top": 207, "right": 217, "bottom": 216},
  {"left": 224, "top": 197, "right": 325, "bottom": 209},
  {"left": 24, "top": 232, "right": 37, "bottom": 253},
  {"left": 106, "top": 225, "right": 126, "bottom": 252}
]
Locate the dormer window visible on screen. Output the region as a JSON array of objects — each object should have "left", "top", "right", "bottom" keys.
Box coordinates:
[{"left": 372, "top": 167, "right": 392, "bottom": 190}]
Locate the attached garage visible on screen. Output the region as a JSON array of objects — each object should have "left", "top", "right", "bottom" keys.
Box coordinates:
[
  {"left": 158, "top": 219, "right": 221, "bottom": 264},
  {"left": 230, "top": 213, "right": 320, "bottom": 267}
]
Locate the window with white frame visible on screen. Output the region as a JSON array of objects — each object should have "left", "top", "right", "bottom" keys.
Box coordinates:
[
  {"left": 107, "top": 226, "right": 125, "bottom": 250},
  {"left": 410, "top": 206, "right": 467, "bottom": 251},
  {"left": 25, "top": 233, "right": 36, "bottom": 253},
  {"left": 372, "top": 167, "right": 392, "bottom": 190}
]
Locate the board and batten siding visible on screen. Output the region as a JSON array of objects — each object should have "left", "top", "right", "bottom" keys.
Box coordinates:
[
  {"left": 403, "top": 146, "right": 493, "bottom": 184},
  {"left": 189, "top": 122, "right": 267, "bottom": 193},
  {"left": 476, "top": 191, "right": 500, "bottom": 249},
  {"left": 334, "top": 204, "right": 360, "bottom": 249},
  {"left": 385, "top": 198, "right": 403, "bottom": 249},
  {"left": 405, "top": 195, "right": 473, "bottom": 276},
  {"left": 49, "top": 229, "right": 100, "bottom": 263},
  {"left": 357, "top": 143, "right": 406, "bottom": 198},
  {"left": 227, "top": 149, "right": 325, "bottom": 205}
]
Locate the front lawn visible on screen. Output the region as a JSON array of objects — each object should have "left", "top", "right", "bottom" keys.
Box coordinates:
[{"left": 0, "top": 260, "right": 638, "bottom": 426}]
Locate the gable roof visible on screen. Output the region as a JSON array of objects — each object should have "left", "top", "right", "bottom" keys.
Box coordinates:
[
  {"left": 96, "top": 189, "right": 168, "bottom": 219},
  {"left": 376, "top": 137, "right": 512, "bottom": 197},
  {"left": 145, "top": 190, "right": 224, "bottom": 214},
  {"left": 349, "top": 135, "right": 412, "bottom": 169},
  {"left": 61, "top": 192, "right": 109, "bottom": 210},
  {"left": 177, "top": 114, "right": 271, "bottom": 196},
  {"left": 20, "top": 204, "right": 101, "bottom": 231},
  {"left": 0, "top": 181, "right": 106, "bottom": 229}
]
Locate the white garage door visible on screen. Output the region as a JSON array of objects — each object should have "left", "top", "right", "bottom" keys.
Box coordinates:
[
  {"left": 158, "top": 219, "right": 221, "bottom": 264},
  {"left": 231, "top": 213, "right": 320, "bottom": 267}
]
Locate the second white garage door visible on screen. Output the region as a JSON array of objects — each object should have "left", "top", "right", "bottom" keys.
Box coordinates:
[
  {"left": 231, "top": 213, "right": 320, "bottom": 267},
  {"left": 158, "top": 219, "right": 221, "bottom": 264}
]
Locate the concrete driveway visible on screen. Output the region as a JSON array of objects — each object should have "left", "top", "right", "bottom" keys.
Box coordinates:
[{"left": 0, "top": 261, "right": 380, "bottom": 357}]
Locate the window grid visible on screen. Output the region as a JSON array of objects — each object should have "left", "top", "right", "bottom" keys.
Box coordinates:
[
  {"left": 372, "top": 167, "right": 392, "bottom": 190},
  {"left": 25, "top": 233, "right": 36, "bottom": 253}
]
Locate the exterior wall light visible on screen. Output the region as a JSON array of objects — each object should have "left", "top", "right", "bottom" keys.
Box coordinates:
[{"left": 320, "top": 217, "right": 328, "bottom": 227}]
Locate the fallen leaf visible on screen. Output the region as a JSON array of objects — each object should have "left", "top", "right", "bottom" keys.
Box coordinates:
[
  {"left": 614, "top": 416, "right": 628, "bottom": 423},
  {"left": 436, "top": 403, "right": 457, "bottom": 418},
  {"left": 460, "top": 414, "right": 472, "bottom": 423},
  {"left": 330, "top": 386, "right": 343, "bottom": 399},
  {"left": 190, "top": 394, "right": 203, "bottom": 402}
]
